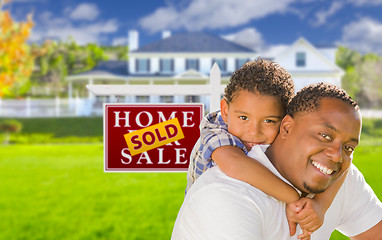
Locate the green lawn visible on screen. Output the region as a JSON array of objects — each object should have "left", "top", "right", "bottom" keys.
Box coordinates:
[
  {"left": 0, "top": 143, "right": 381, "bottom": 240},
  {"left": 0, "top": 144, "right": 185, "bottom": 240}
]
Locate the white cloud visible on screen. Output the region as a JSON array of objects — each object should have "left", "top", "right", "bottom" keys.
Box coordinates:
[
  {"left": 348, "top": 0, "right": 382, "bottom": 6},
  {"left": 30, "top": 10, "right": 118, "bottom": 45},
  {"left": 340, "top": 17, "right": 382, "bottom": 54},
  {"left": 259, "top": 44, "right": 289, "bottom": 59},
  {"left": 69, "top": 3, "right": 100, "bottom": 21},
  {"left": 222, "top": 28, "right": 265, "bottom": 51},
  {"left": 312, "top": 1, "right": 343, "bottom": 26},
  {"left": 139, "top": 0, "right": 296, "bottom": 33},
  {"left": 112, "top": 37, "right": 128, "bottom": 46}
]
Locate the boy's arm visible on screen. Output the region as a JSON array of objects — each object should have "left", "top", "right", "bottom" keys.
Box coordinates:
[
  {"left": 212, "top": 146, "right": 300, "bottom": 203},
  {"left": 199, "top": 111, "right": 299, "bottom": 203}
]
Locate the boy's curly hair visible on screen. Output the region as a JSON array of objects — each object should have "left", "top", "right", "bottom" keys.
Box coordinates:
[
  {"left": 224, "top": 58, "right": 294, "bottom": 111},
  {"left": 287, "top": 82, "right": 359, "bottom": 117}
]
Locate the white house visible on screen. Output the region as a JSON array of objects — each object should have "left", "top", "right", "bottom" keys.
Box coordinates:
[{"left": 67, "top": 30, "right": 344, "bottom": 115}]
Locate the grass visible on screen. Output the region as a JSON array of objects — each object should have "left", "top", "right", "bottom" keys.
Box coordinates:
[
  {"left": 3, "top": 117, "right": 103, "bottom": 144},
  {"left": 0, "top": 144, "right": 185, "bottom": 240},
  {"left": 1, "top": 117, "right": 381, "bottom": 239},
  {"left": 0, "top": 143, "right": 381, "bottom": 240}
]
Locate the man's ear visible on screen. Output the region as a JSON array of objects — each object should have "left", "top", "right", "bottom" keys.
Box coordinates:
[
  {"left": 220, "top": 98, "right": 229, "bottom": 123},
  {"left": 279, "top": 115, "right": 294, "bottom": 139}
]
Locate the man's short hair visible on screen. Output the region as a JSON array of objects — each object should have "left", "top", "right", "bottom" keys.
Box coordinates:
[
  {"left": 224, "top": 58, "right": 295, "bottom": 111},
  {"left": 287, "top": 82, "right": 359, "bottom": 117}
]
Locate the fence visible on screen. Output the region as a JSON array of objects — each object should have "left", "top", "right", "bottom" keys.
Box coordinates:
[
  {"left": 1, "top": 63, "right": 382, "bottom": 118},
  {"left": 0, "top": 97, "right": 92, "bottom": 117}
]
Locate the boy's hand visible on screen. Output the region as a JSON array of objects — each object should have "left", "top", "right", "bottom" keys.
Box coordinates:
[
  {"left": 286, "top": 197, "right": 324, "bottom": 238},
  {"left": 285, "top": 202, "right": 311, "bottom": 240},
  {"left": 296, "top": 197, "right": 325, "bottom": 233},
  {"left": 286, "top": 201, "right": 300, "bottom": 236},
  {"left": 297, "top": 230, "right": 311, "bottom": 240}
]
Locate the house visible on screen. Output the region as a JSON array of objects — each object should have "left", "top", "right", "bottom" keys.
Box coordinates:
[{"left": 66, "top": 30, "right": 344, "bottom": 115}]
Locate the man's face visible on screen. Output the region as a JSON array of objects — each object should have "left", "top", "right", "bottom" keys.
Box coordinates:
[{"left": 277, "top": 98, "right": 362, "bottom": 195}]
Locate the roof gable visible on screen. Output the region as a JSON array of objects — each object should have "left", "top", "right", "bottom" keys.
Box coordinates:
[
  {"left": 275, "top": 37, "right": 343, "bottom": 73},
  {"left": 133, "top": 32, "right": 255, "bottom": 53}
]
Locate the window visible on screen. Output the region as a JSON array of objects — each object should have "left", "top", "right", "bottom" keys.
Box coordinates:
[
  {"left": 296, "top": 52, "right": 306, "bottom": 67},
  {"left": 160, "top": 96, "right": 174, "bottom": 103},
  {"left": 212, "top": 58, "right": 226, "bottom": 71},
  {"left": 136, "top": 59, "right": 150, "bottom": 72},
  {"left": 185, "top": 95, "right": 200, "bottom": 103},
  {"left": 160, "top": 59, "right": 174, "bottom": 73},
  {"left": 236, "top": 58, "right": 249, "bottom": 69},
  {"left": 136, "top": 96, "right": 150, "bottom": 103},
  {"left": 186, "top": 59, "right": 199, "bottom": 70}
]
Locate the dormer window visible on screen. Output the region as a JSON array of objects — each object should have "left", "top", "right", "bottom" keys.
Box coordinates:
[
  {"left": 296, "top": 52, "right": 306, "bottom": 67},
  {"left": 212, "top": 58, "right": 226, "bottom": 71},
  {"left": 160, "top": 59, "right": 174, "bottom": 73}
]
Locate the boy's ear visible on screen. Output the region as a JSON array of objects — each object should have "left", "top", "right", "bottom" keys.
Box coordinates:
[
  {"left": 220, "top": 98, "right": 229, "bottom": 123},
  {"left": 279, "top": 115, "right": 294, "bottom": 140}
]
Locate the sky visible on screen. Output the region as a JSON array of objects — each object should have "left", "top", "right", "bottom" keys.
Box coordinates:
[{"left": 5, "top": 0, "right": 382, "bottom": 55}]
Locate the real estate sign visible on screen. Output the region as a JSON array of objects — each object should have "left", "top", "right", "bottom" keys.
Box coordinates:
[{"left": 104, "top": 104, "right": 203, "bottom": 172}]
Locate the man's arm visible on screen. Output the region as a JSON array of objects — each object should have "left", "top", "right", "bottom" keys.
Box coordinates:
[{"left": 350, "top": 220, "right": 382, "bottom": 240}]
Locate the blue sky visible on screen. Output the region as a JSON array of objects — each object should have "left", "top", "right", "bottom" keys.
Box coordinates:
[{"left": 6, "top": 0, "right": 382, "bottom": 54}]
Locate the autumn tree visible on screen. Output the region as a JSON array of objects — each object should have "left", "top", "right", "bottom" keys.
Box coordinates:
[{"left": 0, "top": 0, "right": 34, "bottom": 97}]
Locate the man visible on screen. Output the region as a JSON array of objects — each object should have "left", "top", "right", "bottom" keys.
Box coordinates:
[{"left": 172, "top": 83, "right": 382, "bottom": 239}]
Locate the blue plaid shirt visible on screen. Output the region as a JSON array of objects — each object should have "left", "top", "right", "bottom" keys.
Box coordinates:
[{"left": 186, "top": 110, "right": 248, "bottom": 193}]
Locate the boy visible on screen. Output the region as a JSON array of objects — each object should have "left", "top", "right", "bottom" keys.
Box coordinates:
[{"left": 186, "top": 59, "right": 346, "bottom": 239}]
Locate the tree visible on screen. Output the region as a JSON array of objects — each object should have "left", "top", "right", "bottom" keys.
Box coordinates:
[
  {"left": 30, "top": 38, "right": 108, "bottom": 97},
  {"left": 337, "top": 46, "right": 382, "bottom": 108},
  {"left": 0, "top": 0, "right": 34, "bottom": 97}
]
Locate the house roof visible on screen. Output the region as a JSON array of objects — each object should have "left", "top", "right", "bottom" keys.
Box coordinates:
[
  {"left": 67, "top": 60, "right": 129, "bottom": 80},
  {"left": 133, "top": 32, "right": 256, "bottom": 53},
  {"left": 78, "top": 60, "right": 128, "bottom": 76}
]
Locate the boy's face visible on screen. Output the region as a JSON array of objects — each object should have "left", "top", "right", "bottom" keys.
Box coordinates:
[{"left": 221, "top": 90, "right": 284, "bottom": 151}]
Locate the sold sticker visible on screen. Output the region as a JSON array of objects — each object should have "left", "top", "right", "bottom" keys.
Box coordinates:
[{"left": 124, "top": 118, "right": 185, "bottom": 156}]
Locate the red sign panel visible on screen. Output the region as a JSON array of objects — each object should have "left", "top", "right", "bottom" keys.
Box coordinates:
[{"left": 104, "top": 104, "right": 203, "bottom": 172}]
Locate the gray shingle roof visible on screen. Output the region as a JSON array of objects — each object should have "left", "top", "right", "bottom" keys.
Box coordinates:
[
  {"left": 133, "top": 32, "right": 255, "bottom": 53},
  {"left": 74, "top": 60, "right": 128, "bottom": 77}
]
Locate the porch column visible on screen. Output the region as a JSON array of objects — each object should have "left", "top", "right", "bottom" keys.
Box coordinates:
[
  {"left": 88, "top": 78, "right": 94, "bottom": 100},
  {"left": 68, "top": 80, "right": 73, "bottom": 110}
]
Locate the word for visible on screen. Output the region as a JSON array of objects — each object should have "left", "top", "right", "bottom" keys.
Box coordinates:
[
  {"left": 124, "top": 118, "right": 184, "bottom": 156},
  {"left": 114, "top": 111, "right": 195, "bottom": 128}
]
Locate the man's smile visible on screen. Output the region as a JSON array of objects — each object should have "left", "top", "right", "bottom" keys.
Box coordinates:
[{"left": 311, "top": 160, "right": 335, "bottom": 175}]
